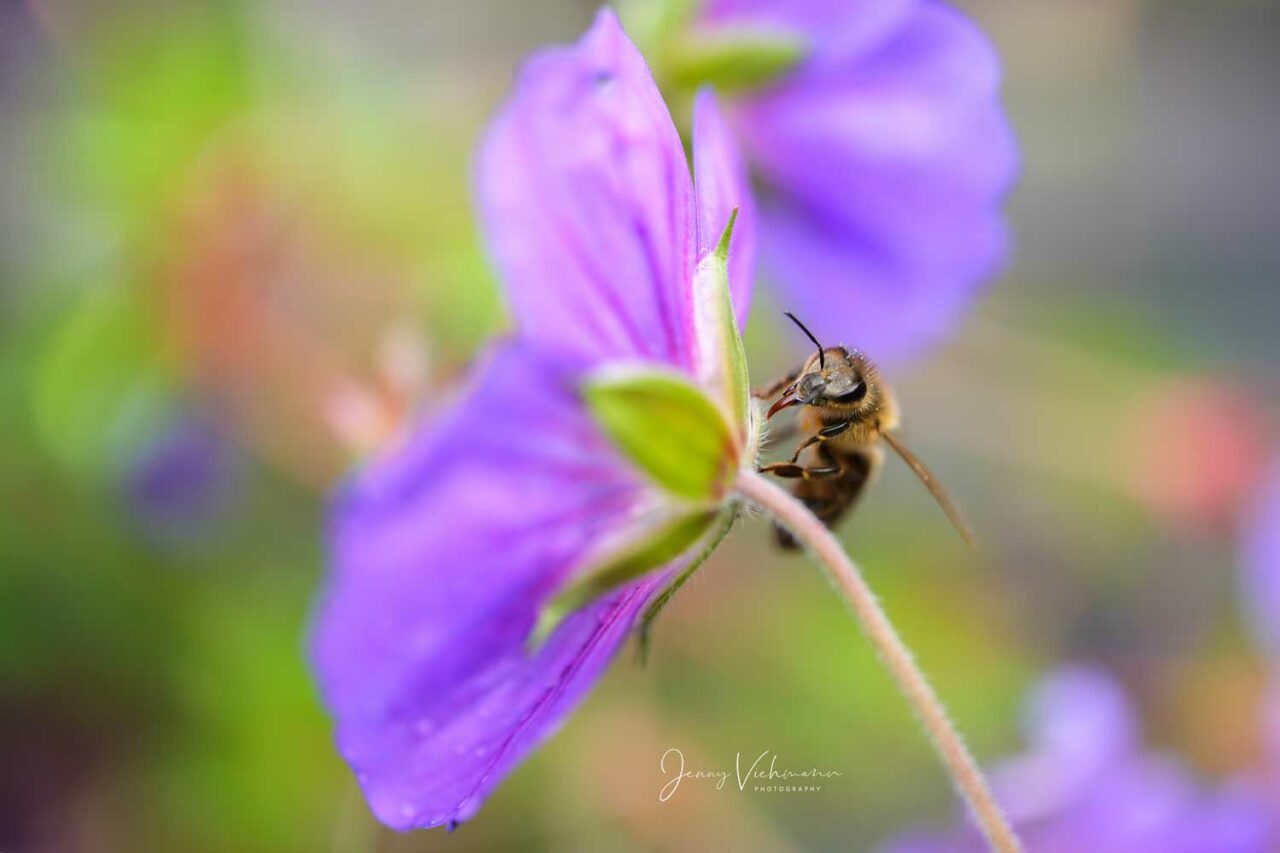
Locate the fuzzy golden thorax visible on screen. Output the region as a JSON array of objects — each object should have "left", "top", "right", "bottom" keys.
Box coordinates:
[{"left": 759, "top": 332, "right": 973, "bottom": 549}]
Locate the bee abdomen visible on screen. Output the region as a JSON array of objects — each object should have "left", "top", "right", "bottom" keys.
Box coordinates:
[{"left": 773, "top": 450, "right": 875, "bottom": 551}]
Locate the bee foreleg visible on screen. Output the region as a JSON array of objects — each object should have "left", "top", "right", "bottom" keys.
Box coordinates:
[
  {"left": 758, "top": 461, "right": 842, "bottom": 480},
  {"left": 788, "top": 420, "right": 852, "bottom": 463}
]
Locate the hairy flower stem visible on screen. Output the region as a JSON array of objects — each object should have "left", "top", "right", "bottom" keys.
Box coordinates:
[{"left": 735, "top": 470, "right": 1023, "bottom": 853}]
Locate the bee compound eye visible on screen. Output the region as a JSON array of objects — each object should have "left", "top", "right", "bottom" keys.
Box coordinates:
[
  {"left": 833, "top": 381, "right": 867, "bottom": 403},
  {"left": 798, "top": 373, "right": 826, "bottom": 400}
]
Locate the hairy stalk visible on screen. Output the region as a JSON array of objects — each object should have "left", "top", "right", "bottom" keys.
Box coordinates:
[{"left": 735, "top": 470, "right": 1022, "bottom": 853}]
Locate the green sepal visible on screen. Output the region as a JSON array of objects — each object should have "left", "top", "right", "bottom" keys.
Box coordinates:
[
  {"left": 529, "top": 509, "right": 721, "bottom": 651},
  {"left": 636, "top": 502, "right": 738, "bottom": 664},
  {"left": 693, "top": 210, "right": 751, "bottom": 442},
  {"left": 617, "top": 0, "right": 704, "bottom": 59},
  {"left": 583, "top": 367, "right": 735, "bottom": 501},
  {"left": 666, "top": 29, "right": 807, "bottom": 92}
]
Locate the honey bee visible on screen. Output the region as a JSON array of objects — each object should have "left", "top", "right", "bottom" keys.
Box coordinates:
[{"left": 757, "top": 313, "right": 974, "bottom": 550}]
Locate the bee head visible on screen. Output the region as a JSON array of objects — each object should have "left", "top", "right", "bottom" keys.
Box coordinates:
[{"left": 767, "top": 314, "right": 877, "bottom": 419}]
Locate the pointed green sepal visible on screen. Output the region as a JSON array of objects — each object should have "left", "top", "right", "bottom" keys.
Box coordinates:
[
  {"left": 617, "top": 0, "right": 703, "bottom": 59},
  {"left": 529, "top": 509, "right": 721, "bottom": 650},
  {"left": 692, "top": 210, "right": 751, "bottom": 441},
  {"left": 714, "top": 207, "right": 738, "bottom": 262},
  {"left": 583, "top": 367, "right": 736, "bottom": 501},
  {"left": 667, "top": 29, "right": 808, "bottom": 92},
  {"left": 636, "top": 503, "right": 738, "bottom": 664}
]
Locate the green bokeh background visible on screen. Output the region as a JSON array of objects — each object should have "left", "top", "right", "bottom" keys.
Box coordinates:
[{"left": 2, "top": 1, "right": 1278, "bottom": 850}]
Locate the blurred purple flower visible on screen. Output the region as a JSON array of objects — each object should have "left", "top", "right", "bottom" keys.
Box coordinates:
[
  {"left": 309, "top": 10, "right": 755, "bottom": 831},
  {"left": 124, "top": 410, "right": 239, "bottom": 542},
  {"left": 1242, "top": 456, "right": 1280, "bottom": 812},
  {"left": 879, "top": 666, "right": 1276, "bottom": 853},
  {"left": 1265, "top": 682, "right": 1280, "bottom": 783},
  {"left": 693, "top": 0, "right": 1017, "bottom": 361},
  {"left": 1240, "top": 454, "right": 1280, "bottom": 658}
]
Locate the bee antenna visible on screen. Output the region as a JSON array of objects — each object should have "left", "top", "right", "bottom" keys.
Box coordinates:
[{"left": 783, "top": 311, "right": 824, "bottom": 370}]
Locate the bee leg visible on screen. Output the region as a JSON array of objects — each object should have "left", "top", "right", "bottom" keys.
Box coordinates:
[
  {"left": 772, "top": 449, "right": 874, "bottom": 551},
  {"left": 788, "top": 420, "right": 851, "bottom": 463},
  {"left": 757, "top": 461, "right": 842, "bottom": 480},
  {"left": 753, "top": 367, "right": 801, "bottom": 400}
]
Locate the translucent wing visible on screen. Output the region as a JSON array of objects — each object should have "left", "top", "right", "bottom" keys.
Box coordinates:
[{"left": 882, "top": 431, "right": 976, "bottom": 549}]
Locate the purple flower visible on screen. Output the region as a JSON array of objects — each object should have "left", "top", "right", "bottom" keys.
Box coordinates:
[
  {"left": 1241, "top": 455, "right": 1280, "bottom": 809},
  {"left": 1240, "top": 454, "right": 1280, "bottom": 658},
  {"left": 309, "top": 10, "right": 756, "bottom": 831},
  {"left": 667, "top": 0, "right": 1017, "bottom": 361},
  {"left": 879, "top": 666, "right": 1276, "bottom": 853},
  {"left": 124, "top": 410, "right": 239, "bottom": 542}
]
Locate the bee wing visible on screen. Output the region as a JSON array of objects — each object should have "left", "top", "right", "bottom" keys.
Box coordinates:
[{"left": 882, "top": 431, "right": 976, "bottom": 550}]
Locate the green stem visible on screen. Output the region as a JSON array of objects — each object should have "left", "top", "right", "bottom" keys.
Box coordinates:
[{"left": 735, "top": 470, "right": 1023, "bottom": 853}]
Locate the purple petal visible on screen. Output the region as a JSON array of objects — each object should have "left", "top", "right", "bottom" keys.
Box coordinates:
[
  {"left": 701, "top": 0, "right": 916, "bottom": 62},
  {"left": 1021, "top": 666, "right": 1137, "bottom": 770},
  {"left": 719, "top": 0, "right": 1017, "bottom": 362},
  {"left": 1170, "top": 780, "right": 1278, "bottom": 853},
  {"left": 310, "top": 341, "right": 673, "bottom": 830},
  {"left": 1027, "top": 756, "right": 1277, "bottom": 853},
  {"left": 1240, "top": 454, "right": 1280, "bottom": 657},
  {"left": 477, "top": 8, "right": 698, "bottom": 370},
  {"left": 693, "top": 87, "right": 757, "bottom": 328},
  {"left": 1267, "top": 680, "right": 1280, "bottom": 768},
  {"left": 983, "top": 665, "right": 1138, "bottom": 826},
  {"left": 879, "top": 666, "right": 1278, "bottom": 853},
  {"left": 755, "top": 199, "right": 1007, "bottom": 361}
]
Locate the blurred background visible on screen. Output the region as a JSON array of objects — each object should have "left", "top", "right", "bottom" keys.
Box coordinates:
[{"left": 2, "top": 0, "right": 1278, "bottom": 850}]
